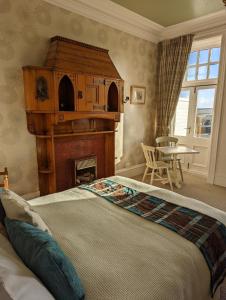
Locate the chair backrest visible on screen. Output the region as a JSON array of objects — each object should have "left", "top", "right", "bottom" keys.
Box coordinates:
[
  {"left": 0, "top": 168, "right": 9, "bottom": 189},
  {"left": 156, "top": 136, "right": 178, "bottom": 147},
  {"left": 141, "top": 143, "right": 157, "bottom": 168}
]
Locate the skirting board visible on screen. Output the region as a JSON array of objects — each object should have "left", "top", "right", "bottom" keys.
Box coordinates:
[
  {"left": 116, "top": 163, "right": 146, "bottom": 178},
  {"left": 22, "top": 165, "right": 219, "bottom": 199},
  {"left": 214, "top": 175, "right": 226, "bottom": 188},
  {"left": 182, "top": 169, "right": 207, "bottom": 178},
  {"left": 116, "top": 163, "right": 208, "bottom": 179},
  {"left": 22, "top": 164, "right": 146, "bottom": 199}
]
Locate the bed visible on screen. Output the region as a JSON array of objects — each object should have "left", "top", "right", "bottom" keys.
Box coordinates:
[
  {"left": 25, "top": 176, "right": 226, "bottom": 300},
  {"left": 29, "top": 176, "right": 226, "bottom": 300}
]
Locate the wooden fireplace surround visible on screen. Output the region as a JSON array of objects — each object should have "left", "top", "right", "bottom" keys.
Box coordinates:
[{"left": 23, "top": 36, "right": 124, "bottom": 195}]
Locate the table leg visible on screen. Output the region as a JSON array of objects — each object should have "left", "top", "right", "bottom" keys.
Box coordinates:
[{"left": 171, "top": 154, "right": 181, "bottom": 189}]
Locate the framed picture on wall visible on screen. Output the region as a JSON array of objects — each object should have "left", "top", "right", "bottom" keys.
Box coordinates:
[{"left": 130, "top": 86, "right": 146, "bottom": 104}]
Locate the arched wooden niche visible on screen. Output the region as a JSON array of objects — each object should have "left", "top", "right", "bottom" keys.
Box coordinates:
[
  {"left": 58, "top": 75, "right": 75, "bottom": 111},
  {"left": 107, "top": 82, "right": 118, "bottom": 112}
]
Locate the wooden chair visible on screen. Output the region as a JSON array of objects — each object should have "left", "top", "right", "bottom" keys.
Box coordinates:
[
  {"left": 156, "top": 136, "right": 183, "bottom": 182},
  {"left": 141, "top": 143, "right": 173, "bottom": 191},
  {"left": 0, "top": 168, "right": 9, "bottom": 189}
]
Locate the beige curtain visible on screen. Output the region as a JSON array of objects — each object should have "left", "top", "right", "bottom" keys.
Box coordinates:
[{"left": 156, "top": 34, "right": 194, "bottom": 137}]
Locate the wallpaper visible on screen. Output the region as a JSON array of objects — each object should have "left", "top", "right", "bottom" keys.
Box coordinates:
[{"left": 0, "top": 0, "right": 157, "bottom": 195}]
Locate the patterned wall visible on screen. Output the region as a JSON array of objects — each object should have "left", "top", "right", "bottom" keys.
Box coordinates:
[{"left": 0, "top": 0, "right": 157, "bottom": 195}]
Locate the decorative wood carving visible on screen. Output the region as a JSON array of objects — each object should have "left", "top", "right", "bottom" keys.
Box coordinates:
[
  {"left": 22, "top": 36, "right": 124, "bottom": 195},
  {"left": 36, "top": 76, "right": 49, "bottom": 101}
]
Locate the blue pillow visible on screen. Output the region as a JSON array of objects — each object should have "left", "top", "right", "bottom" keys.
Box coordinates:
[{"left": 5, "top": 218, "right": 85, "bottom": 300}]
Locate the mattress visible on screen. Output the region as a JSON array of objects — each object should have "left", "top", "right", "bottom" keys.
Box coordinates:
[{"left": 29, "top": 176, "right": 226, "bottom": 300}]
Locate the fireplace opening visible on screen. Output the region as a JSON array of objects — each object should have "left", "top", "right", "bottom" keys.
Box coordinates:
[{"left": 75, "top": 156, "right": 97, "bottom": 185}]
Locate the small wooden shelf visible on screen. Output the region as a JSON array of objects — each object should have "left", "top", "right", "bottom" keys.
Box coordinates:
[
  {"left": 55, "top": 111, "right": 120, "bottom": 123},
  {"left": 38, "top": 169, "right": 53, "bottom": 174},
  {"left": 26, "top": 110, "right": 54, "bottom": 114},
  {"left": 36, "top": 135, "right": 52, "bottom": 138}
]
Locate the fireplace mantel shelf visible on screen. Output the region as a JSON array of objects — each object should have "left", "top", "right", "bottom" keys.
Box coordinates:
[
  {"left": 27, "top": 111, "right": 121, "bottom": 122},
  {"left": 36, "top": 130, "right": 115, "bottom": 139},
  {"left": 54, "top": 130, "right": 115, "bottom": 138}
]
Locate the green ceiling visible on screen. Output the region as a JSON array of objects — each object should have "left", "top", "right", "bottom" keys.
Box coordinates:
[{"left": 111, "top": 0, "right": 224, "bottom": 26}]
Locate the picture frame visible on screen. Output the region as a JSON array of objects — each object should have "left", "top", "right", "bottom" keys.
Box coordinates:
[{"left": 130, "top": 85, "right": 146, "bottom": 104}]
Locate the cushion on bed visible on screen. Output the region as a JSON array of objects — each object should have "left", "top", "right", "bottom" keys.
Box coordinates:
[
  {"left": 1, "top": 190, "right": 52, "bottom": 235},
  {"left": 0, "top": 199, "right": 6, "bottom": 223},
  {"left": 0, "top": 232, "right": 54, "bottom": 300},
  {"left": 0, "top": 192, "right": 7, "bottom": 237},
  {"left": 0, "top": 190, "right": 6, "bottom": 223},
  {"left": 5, "top": 218, "right": 85, "bottom": 300},
  {"left": 0, "top": 221, "right": 7, "bottom": 237}
]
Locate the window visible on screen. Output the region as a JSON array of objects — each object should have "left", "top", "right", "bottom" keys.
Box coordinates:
[
  {"left": 173, "top": 43, "right": 221, "bottom": 139},
  {"left": 185, "top": 47, "right": 220, "bottom": 82}
]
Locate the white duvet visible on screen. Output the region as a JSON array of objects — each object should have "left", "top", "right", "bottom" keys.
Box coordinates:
[{"left": 29, "top": 176, "right": 226, "bottom": 300}]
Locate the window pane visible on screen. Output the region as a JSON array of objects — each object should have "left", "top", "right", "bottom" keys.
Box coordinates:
[
  {"left": 199, "top": 49, "right": 209, "bottom": 64},
  {"left": 210, "top": 48, "right": 220, "bottom": 62},
  {"left": 174, "top": 90, "right": 190, "bottom": 136},
  {"left": 198, "top": 65, "right": 208, "bottom": 80},
  {"left": 186, "top": 67, "right": 196, "bottom": 81},
  {"left": 195, "top": 88, "right": 215, "bottom": 138},
  {"left": 188, "top": 51, "right": 197, "bottom": 65},
  {"left": 209, "top": 64, "right": 219, "bottom": 79}
]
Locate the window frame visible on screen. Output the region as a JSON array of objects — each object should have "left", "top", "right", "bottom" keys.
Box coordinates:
[
  {"left": 183, "top": 39, "right": 221, "bottom": 88},
  {"left": 172, "top": 87, "right": 192, "bottom": 137},
  {"left": 171, "top": 37, "right": 221, "bottom": 138},
  {"left": 193, "top": 85, "right": 217, "bottom": 139}
]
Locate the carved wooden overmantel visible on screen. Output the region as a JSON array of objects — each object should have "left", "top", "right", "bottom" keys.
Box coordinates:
[{"left": 23, "top": 36, "right": 124, "bottom": 195}]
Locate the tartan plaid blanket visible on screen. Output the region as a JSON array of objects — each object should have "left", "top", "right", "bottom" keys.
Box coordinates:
[{"left": 80, "top": 179, "right": 226, "bottom": 296}]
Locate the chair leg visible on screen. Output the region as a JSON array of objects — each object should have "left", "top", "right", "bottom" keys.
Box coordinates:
[
  {"left": 150, "top": 169, "right": 155, "bottom": 185},
  {"left": 166, "top": 168, "right": 173, "bottom": 191},
  {"left": 178, "top": 160, "right": 184, "bottom": 182},
  {"left": 142, "top": 167, "right": 149, "bottom": 182}
]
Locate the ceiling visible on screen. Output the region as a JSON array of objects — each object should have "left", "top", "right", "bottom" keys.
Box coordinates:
[{"left": 111, "top": 0, "right": 224, "bottom": 26}]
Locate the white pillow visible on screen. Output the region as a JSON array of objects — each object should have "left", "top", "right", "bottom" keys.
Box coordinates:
[
  {"left": 1, "top": 190, "right": 52, "bottom": 235},
  {"left": 0, "top": 233, "right": 54, "bottom": 300}
]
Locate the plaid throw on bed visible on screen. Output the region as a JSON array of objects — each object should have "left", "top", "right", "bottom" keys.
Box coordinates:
[{"left": 80, "top": 179, "right": 226, "bottom": 296}]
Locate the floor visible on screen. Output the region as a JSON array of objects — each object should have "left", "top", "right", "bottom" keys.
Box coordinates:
[{"left": 132, "top": 172, "right": 226, "bottom": 212}]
